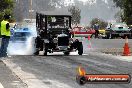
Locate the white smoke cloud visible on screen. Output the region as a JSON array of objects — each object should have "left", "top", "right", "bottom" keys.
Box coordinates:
[
  {"left": 78, "top": 0, "right": 96, "bottom": 5},
  {"left": 63, "top": 0, "right": 75, "bottom": 6},
  {"left": 64, "top": 0, "right": 108, "bottom": 5},
  {"left": 7, "top": 23, "right": 37, "bottom": 55},
  {"left": 102, "top": 0, "right": 108, "bottom": 4}
]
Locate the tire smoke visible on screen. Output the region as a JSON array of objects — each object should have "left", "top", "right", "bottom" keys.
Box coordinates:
[{"left": 7, "top": 23, "right": 37, "bottom": 55}]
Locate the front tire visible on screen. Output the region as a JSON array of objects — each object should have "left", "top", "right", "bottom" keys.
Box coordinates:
[
  {"left": 43, "top": 43, "right": 48, "bottom": 56},
  {"left": 43, "top": 49, "right": 47, "bottom": 56},
  {"left": 78, "top": 43, "right": 83, "bottom": 55},
  {"left": 34, "top": 50, "right": 39, "bottom": 55},
  {"left": 64, "top": 51, "right": 70, "bottom": 55}
]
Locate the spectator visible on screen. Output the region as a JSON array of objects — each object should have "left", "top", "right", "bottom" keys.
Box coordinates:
[
  {"left": 93, "top": 23, "right": 100, "bottom": 38},
  {"left": 0, "top": 14, "right": 11, "bottom": 57}
]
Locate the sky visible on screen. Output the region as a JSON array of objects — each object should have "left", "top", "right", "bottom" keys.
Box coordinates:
[{"left": 62, "top": 0, "right": 118, "bottom": 25}]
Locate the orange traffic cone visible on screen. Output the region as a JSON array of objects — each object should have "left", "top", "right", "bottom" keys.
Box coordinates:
[
  {"left": 87, "top": 35, "right": 92, "bottom": 48},
  {"left": 123, "top": 36, "right": 131, "bottom": 56}
]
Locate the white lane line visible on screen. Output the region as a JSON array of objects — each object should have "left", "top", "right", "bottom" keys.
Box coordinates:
[
  {"left": 2, "top": 59, "right": 73, "bottom": 88},
  {"left": 0, "top": 83, "right": 4, "bottom": 88},
  {"left": 116, "top": 56, "right": 132, "bottom": 62}
]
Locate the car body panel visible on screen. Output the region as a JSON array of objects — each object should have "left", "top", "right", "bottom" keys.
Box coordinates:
[{"left": 111, "top": 23, "right": 129, "bottom": 30}]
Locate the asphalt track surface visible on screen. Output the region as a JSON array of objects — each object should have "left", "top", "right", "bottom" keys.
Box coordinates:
[
  {"left": 0, "top": 60, "right": 27, "bottom": 88},
  {"left": 84, "top": 38, "right": 132, "bottom": 54},
  {"left": 2, "top": 53, "right": 132, "bottom": 88},
  {"left": 1, "top": 38, "right": 132, "bottom": 88}
]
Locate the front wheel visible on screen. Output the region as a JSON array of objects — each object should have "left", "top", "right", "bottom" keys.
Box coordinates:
[
  {"left": 43, "top": 49, "right": 47, "bottom": 56},
  {"left": 64, "top": 51, "right": 70, "bottom": 55},
  {"left": 43, "top": 44, "right": 48, "bottom": 56},
  {"left": 78, "top": 43, "right": 83, "bottom": 55},
  {"left": 34, "top": 50, "right": 39, "bottom": 55}
]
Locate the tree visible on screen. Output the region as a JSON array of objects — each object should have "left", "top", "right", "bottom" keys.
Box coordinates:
[
  {"left": 68, "top": 6, "right": 81, "bottom": 24},
  {"left": 0, "top": 0, "right": 14, "bottom": 22},
  {"left": 113, "top": 0, "right": 132, "bottom": 24},
  {"left": 13, "top": 0, "right": 62, "bottom": 22},
  {"left": 112, "top": 0, "right": 125, "bottom": 8},
  {"left": 114, "top": 10, "right": 123, "bottom": 22},
  {"left": 90, "top": 18, "right": 108, "bottom": 29},
  {"left": 14, "top": 0, "right": 26, "bottom": 22}
]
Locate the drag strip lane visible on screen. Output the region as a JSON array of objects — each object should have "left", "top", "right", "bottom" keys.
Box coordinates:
[{"left": 2, "top": 54, "right": 132, "bottom": 88}]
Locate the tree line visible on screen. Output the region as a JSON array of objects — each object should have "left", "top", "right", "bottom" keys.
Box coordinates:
[
  {"left": 2, "top": 0, "right": 130, "bottom": 26},
  {"left": 0, "top": 0, "right": 14, "bottom": 22},
  {"left": 113, "top": 0, "right": 132, "bottom": 25},
  {"left": 0, "top": 0, "right": 81, "bottom": 24}
]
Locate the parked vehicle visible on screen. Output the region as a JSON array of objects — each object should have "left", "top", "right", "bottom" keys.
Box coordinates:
[
  {"left": 98, "top": 29, "right": 106, "bottom": 38},
  {"left": 34, "top": 11, "right": 83, "bottom": 55},
  {"left": 8, "top": 28, "right": 36, "bottom": 55},
  {"left": 10, "top": 28, "right": 32, "bottom": 42},
  {"left": 71, "top": 26, "right": 95, "bottom": 38},
  {"left": 105, "top": 23, "right": 132, "bottom": 39}
]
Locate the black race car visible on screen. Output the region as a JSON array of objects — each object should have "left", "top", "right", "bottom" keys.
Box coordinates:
[{"left": 34, "top": 10, "right": 83, "bottom": 55}]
